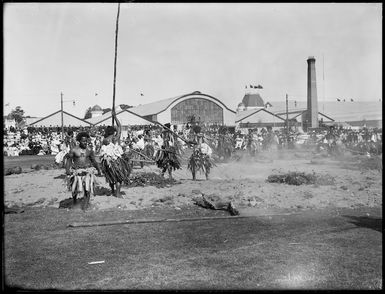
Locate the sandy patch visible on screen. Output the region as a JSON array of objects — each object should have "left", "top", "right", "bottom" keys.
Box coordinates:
[{"left": 4, "top": 152, "right": 382, "bottom": 212}]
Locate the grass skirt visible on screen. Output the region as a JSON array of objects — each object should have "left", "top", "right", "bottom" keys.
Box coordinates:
[
  {"left": 188, "top": 149, "right": 215, "bottom": 176},
  {"left": 66, "top": 167, "right": 98, "bottom": 198},
  {"left": 143, "top": 144, "right": 155, "bottom": 159},
  {"left": 155, "top": 146, "right": 181, "bottom": 173},
  {"left": 100, "top": 153, "right": 132, "bottom": 185}
]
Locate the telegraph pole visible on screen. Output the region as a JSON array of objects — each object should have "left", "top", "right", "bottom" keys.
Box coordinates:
[{"left": 61, "top": 92, "right": 64, "bottom": 140}]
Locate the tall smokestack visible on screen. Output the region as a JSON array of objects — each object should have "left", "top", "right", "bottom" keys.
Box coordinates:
[{"left": 306, "top": 56, "right": 319, "bottom": 129}]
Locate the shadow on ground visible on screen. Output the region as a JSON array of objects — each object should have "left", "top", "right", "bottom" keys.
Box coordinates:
[
  {"left": 94, "top": 186, "right": 112, "bottom": 196},
  {"left": 343, "top": 215, "right": 382, "bottom": 233},
  {"left": 58, "top": 198, "right": 84, "bottom": 209},
  {"left": 58, "top": 189, "right": 127, "bottom": 209}
]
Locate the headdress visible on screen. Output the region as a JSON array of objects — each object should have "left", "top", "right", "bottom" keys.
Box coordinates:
[
  {"left": 76, "top": 131, "right": 90, "bottom": 142},
  {"left": 104, "top": 126, "right": 116, "bottom": 138},
  {"left": 192, "top": 125, "right": 201, "bottom": 134}
]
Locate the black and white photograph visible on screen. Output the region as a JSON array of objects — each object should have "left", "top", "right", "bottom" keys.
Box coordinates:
[{"left": 3, "top": 2, "right": 382, "bottom": 290}]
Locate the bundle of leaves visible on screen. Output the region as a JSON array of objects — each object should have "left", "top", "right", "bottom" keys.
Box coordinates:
[
  {"left": 5, "top": 166, "right": 22, "bottom": 176},
  {"left": 267, "top": 171, "right": 334, "bottom": 186},
  {"left": 126, "top": 172, "right": 180, "bottom": 188}
]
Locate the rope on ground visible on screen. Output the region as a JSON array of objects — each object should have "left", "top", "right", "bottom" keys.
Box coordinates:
[
  {"left": 68, "top": 215, "right": 251, "bottom": 228},
  {"left": 68, "top": 212, "right": 301, "bottom": 228}
]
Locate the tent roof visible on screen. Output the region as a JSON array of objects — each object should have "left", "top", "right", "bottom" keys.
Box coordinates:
[
  {"left": 28, "top": 110, "right": 93, "bottom": 127},
  {"left": 90, "top": 108, "right": 157, "bottom": 127},
  {"left": 235, "top": 108, "right": 285, "bottom": 124}
]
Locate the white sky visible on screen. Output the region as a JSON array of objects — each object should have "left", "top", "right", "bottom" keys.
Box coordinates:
[{"left": 3, "top": 2, "right": 382, "bottom": 118}]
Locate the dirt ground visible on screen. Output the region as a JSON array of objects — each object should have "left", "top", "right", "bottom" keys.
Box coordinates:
[
  {"left": 3, "top": 148, "right": 382, "bottom": 290},
  {"left": 4, "top": 148, "right": 382, "bottom": 213}
]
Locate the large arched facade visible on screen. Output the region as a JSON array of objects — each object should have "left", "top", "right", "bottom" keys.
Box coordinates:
[
  {"left": 154, "top": 92, "right": 236, "bottom": 126},
  {"left": 171, "top": 98, "right": 224, "bottom": 124}
]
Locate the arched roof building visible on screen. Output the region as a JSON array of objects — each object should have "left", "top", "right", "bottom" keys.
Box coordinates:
[
  {"left": 88, "top": 91, "right": 236, "bottom": 126},
  {"left": 131, "top": 91, "right": 236, "bottom": 125}
]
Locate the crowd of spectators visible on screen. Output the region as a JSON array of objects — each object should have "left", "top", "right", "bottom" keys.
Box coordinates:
[
  {"left": 312, "top": 126, "right": 382, "bottom": 156},
  {"left": 3, "top": 123, "right": 382, "bottom": 158}
]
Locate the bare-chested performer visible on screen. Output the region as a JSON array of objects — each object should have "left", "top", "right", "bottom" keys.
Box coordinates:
[{"left": 65, "top": 131, "right": 101, "bottom": 210}]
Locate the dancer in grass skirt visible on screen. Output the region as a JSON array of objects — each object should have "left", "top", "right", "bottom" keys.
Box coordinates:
[
  {"left": 65, "top": 131, "right": 102, "bottom": 210},
  {"left": 99, "top": 114, "right": 132, "bottom": 198},
  {"left": 187, "top": 130, "right": 215, "bottom": 180},
  {"left": 155, "top": 123, "right": 181, "bottom": 180}
]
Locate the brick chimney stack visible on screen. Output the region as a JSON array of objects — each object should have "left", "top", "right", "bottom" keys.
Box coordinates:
[{"left": 306, "top": 56, "right": 319, "bottom": 129}]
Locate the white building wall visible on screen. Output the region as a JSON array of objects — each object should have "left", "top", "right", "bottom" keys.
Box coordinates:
[
  {"left": 223, "top": 109, "right": 236, "bottom": 126},
  {"left": 91, "top": 110, "right": 103, "bottom": 118},
  {"left": 157, "top": 110, "right": 172, "bottom": 125}
]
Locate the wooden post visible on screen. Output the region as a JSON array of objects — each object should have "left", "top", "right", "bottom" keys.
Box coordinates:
[{"left": 112, "top": 3, "right": 120, "bottom": 127}]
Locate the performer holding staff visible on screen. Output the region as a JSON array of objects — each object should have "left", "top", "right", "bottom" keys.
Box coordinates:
[
  {"left": 98, "top": 3, "right": 132, "bottom": 198},
  {"left": 99, "top": 112, "right": 132, "bottom": 198}
]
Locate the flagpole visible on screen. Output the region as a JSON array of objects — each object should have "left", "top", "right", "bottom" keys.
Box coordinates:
[{"left": 112, "top": 3, "right": 121, "bottom": 127}]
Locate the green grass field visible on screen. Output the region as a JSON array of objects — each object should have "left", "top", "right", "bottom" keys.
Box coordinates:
[{"left": 4, "top": 206, "right": 382, "bottom": 290}]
